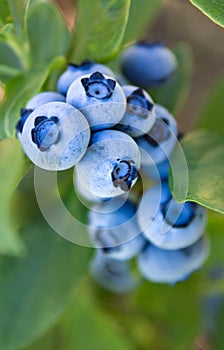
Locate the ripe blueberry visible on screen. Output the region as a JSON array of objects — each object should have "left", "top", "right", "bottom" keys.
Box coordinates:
[
  {"left": 57, "top": 60, "right": 115, "bottom": 96},
  {"left": 116, "top": 85, "right": 156, "bottom": 137},
  {"left": 25, "top": 91, "right": 65, "bottom": 110},
  {"left": 75, "top": 129, "right": 140, "bottom": 199},
  {"left": 88, "top": 197, "right": 145, "bottom": 259},
  {"left": 21, "top": 102, "right": 90, "bottom": 170},
  {"left": 137, "top": 182, "right": 207, "bottom": 250},
  {"left": 66, "top": 72, "right": 126, "bottom": 130},
  {"left": 138, "top": 236, "right": 210, "bottom": 284},
  {"left": 136, "top": 104, "right": 178, "bottom": 165},
  {"left": 121, "top": 41, "right": 177, "bottom": 88},
  {"left": 90, "top": 250, "right": 139, "bottom": 293}
]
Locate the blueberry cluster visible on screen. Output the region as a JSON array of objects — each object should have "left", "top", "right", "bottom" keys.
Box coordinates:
[{"left": 16, "top": 42, "right": 209, "bottom": 293}]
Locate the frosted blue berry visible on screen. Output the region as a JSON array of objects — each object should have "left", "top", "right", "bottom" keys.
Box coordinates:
[
  {"left": 88, "top": 197, "right": 145, "bottom": 259},
  {"left": 90, "top": 251, "right": 139, "bottom": 293},
  {"left": 25, "top": 91, "right": 65, "bottom": 110},
  {"left": 116, "top": 85, "right": 156, "bottom": 137},
  {"left": 21, "top": 102, "right": 90, "bottom": 170},
  {"left": 142, "top": 157, "right": 170, "bottom": 181},
  {"left": 162, "top": 199, "right": 195, "bottom": 228},
  {"left": 136, "top": 104, "right": 178, "bottom": 165},
  {"left": 137, "top": 182, "right": 207, "bottom": 250},
  {"left": 138, "top": 236, "right": 210, "bottom": 284},
  {"left": 121, "top": 41, "right": 177, "bottom": 88},
  {"left": 16, "top": 108, "right": 33, "bottom": 138},
  {"left": 67, "top": 72, "right": 126, "bottom": 130},
  {"left": 31, "top": 116, "right": 60, "bottom": 152},
  {"left": 57, "top": 60, "right": 115, "bottom": 95},
  {"left": 75, "top": 129, "right": 140, "bottom": 199}
]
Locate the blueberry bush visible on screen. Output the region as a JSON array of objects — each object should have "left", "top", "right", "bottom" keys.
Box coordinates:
[{"left": 0, "top": 1, "right": 224, "bottom": 349}]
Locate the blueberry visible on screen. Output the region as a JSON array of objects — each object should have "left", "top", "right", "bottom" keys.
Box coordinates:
[
  {"left": 75, "top": 129, "right": 140, "bottom": 199},
  {"left": 57, "top": 60, "right": 115, "bottom": 96},
  {"left": 142, "top": 157, "right": 170, "bottom": 181},
  {"left": 16, "top": 108, "right": 33, "bottom": 137},
  {"left": 136, "top": 104, "right": 178, "bottom": 165},
  {"left": 90, "top": 250, "right": 139, "bottom": 293},
  {"left": 137, "top": 182, "right": 207, "bottom": 250},
  {"left": 162, "top": 199, "right": 195, "bottom": 227},
  {"left": 66, "top": 72, "right": 126, "bottom": 131},
  {"left": 31, "top": 116, "right": 60, "bottom": 152},
  {"left": 88, "top": 197, "right": 145, "bottom": 259},
  {"left": 75, "top": 168, "right": 127, "bottom": 204},
  {"left": 25, "top": 91, "right": 65, "bottom": 110},
  {"left": 138, "top": 236, "right": 210, "bottom": 284},
  {"left": 116, "top": 85, "right": 156, "bottom": 137},
  {"left": 121, "top": 41, "right": 177, "bottom": 88},
  {"left": 21, "top": 102, "right": 90, "bottom": 170}
]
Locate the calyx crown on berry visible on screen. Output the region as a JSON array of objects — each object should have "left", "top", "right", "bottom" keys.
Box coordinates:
[
  {"left": 127, "top": 88, "right": 154, "bottom": 118},
  {"left": 16, "top": 108, "right": 33, "bottom": 134},
  {"left": 31, "top": 116, "right": 60, "bottom": 152},
  {"left": 68, "top": 59, "right": 93, "bottom": 70},
  {"left": 144, "top": 117, "right": 170, "bottom": 147},
  {"left": 81, "top": 71, "right": 116, "bottom": 99},
  {"left": 111, "top": 158, "right": 138, "bottom": 192}
]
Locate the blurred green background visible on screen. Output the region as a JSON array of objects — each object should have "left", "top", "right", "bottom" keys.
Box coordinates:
[{"left": 0, "top": 1, "right": 224, "bottom": 349}]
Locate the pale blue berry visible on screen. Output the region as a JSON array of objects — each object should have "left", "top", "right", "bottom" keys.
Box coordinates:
[
  {"left": 88, "top": 197, "right": 145, "bottom": 259},
  {"left": 142, "top": 157, "right": 170, "bottom": 181},
  {"left": 136, "top": 104, "right": 178, "bottom": 165},
  {"left": 90, "top": 251, "right": 139, "bottom": 293},
  {"left": 21, "top": 102, "right": 90, "bottom": 170},
  {"left": 138, "top": 236, "right": 210, "bottom": 284},
  {"left": 137, "top": 183, "right": 207, "bottom": 250},
  {"left": 25, "top": 91, "right": 65, "bottom": 110},
  {"left": 66, "top": 72, "right": 126, "bottom": 130},
  {"left": 57, "top": 60, "right": 115, "bottom": 95},
  {"left": 116, "top": 85, "right": 156, "bottom": 137},
  {"left": 75, "top": 129, "right": 140, "bottom": 199},
  {"left": 121, "top": 41, "right": 177, "bottom": 88}
]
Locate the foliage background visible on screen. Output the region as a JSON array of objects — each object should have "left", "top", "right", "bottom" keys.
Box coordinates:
[{"left": 0, "top": 0, "right": 224, "bottom": 349}]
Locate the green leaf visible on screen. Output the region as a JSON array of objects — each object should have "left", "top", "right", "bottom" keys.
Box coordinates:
[
  {"left": 190, "top": 0, "right": 224, "bottom": 27},
  {"left": 169, "top": 129, "right": 224, "bottom": 214},
  {"left": 149, "top": 43, "right": 193, "bottom": 116},
  {"left": 133, "top": 279, "right": 201, "bottom": 350},
  {"left": 123, "top": 0, "right": 163, "bottom": 43},
  {"left": 0, "top": 65, "right": 21, "bottom": 84},
  {"left": 26, "top": 0, "right": 70, "bottom": 63},
  {"left": 7, "top": 0, "right": 28, "bottom": 35},
  {"left": 0, "top": 23, "right": 13, "bottom": 35},
  {"left": 197, "top": 73, "right": 224, "bottom": 133},
  {"left": 0, "top": 1, "right": 11, "bottom": 25},
  {"left": 69, "top": 0, "right": 131, "bottom": 62},
  {"left": 0, "top": 56, "right": 65, "bottom": 139},
  {"left": 0, "top": 40, "right": 22, "bottom": 83},
  {"left": 0, "top": 207, "right": 91, "bottom": 350},
  {"left": 0, "top": 138, "right": 28, "bottom": 256},
  {"left": 25, "top": 281, "right": 135, "bottom": 350}
]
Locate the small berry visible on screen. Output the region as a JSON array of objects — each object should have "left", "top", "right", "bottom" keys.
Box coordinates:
[
  {"left": 142, "top": 157, "right": 170, "bottom": 181},
  {"left": 90, "top": 250, "right": 139, "bottom": 293},
  {"left": 136, "top": 104, "right": 178, "bottom": 165},
  {"left": 57, "top": 60, "right": 115, "bottom": 95},
  {"left": 75, "top": 129, "right": 140, "bottom": 199},
  {"left": 138, "top": 236, "right": 210, "bottom": 284},
  {"left": 16, "top": 108, "right": 33, "bottom": 136},
  {"left": 25, "top": 91, "right": 65, "bottom": 110},
  {"left": 67, "top": 72, "right": 126, "bottom": 130},
  {"left": 88, "top": 197, "right": 145, "bottom": 259},
  {"left": 21, "top": 102, "right": 90, "bottom": 171},
  {"left": 121, "top": 41, "right": 177, "bottom": 88},
  {"left": 137, "top": 182, "right": 207, "bottom": 250},
  {"left": 116, "top": 85, "right": 156, "bottom": 137}
]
